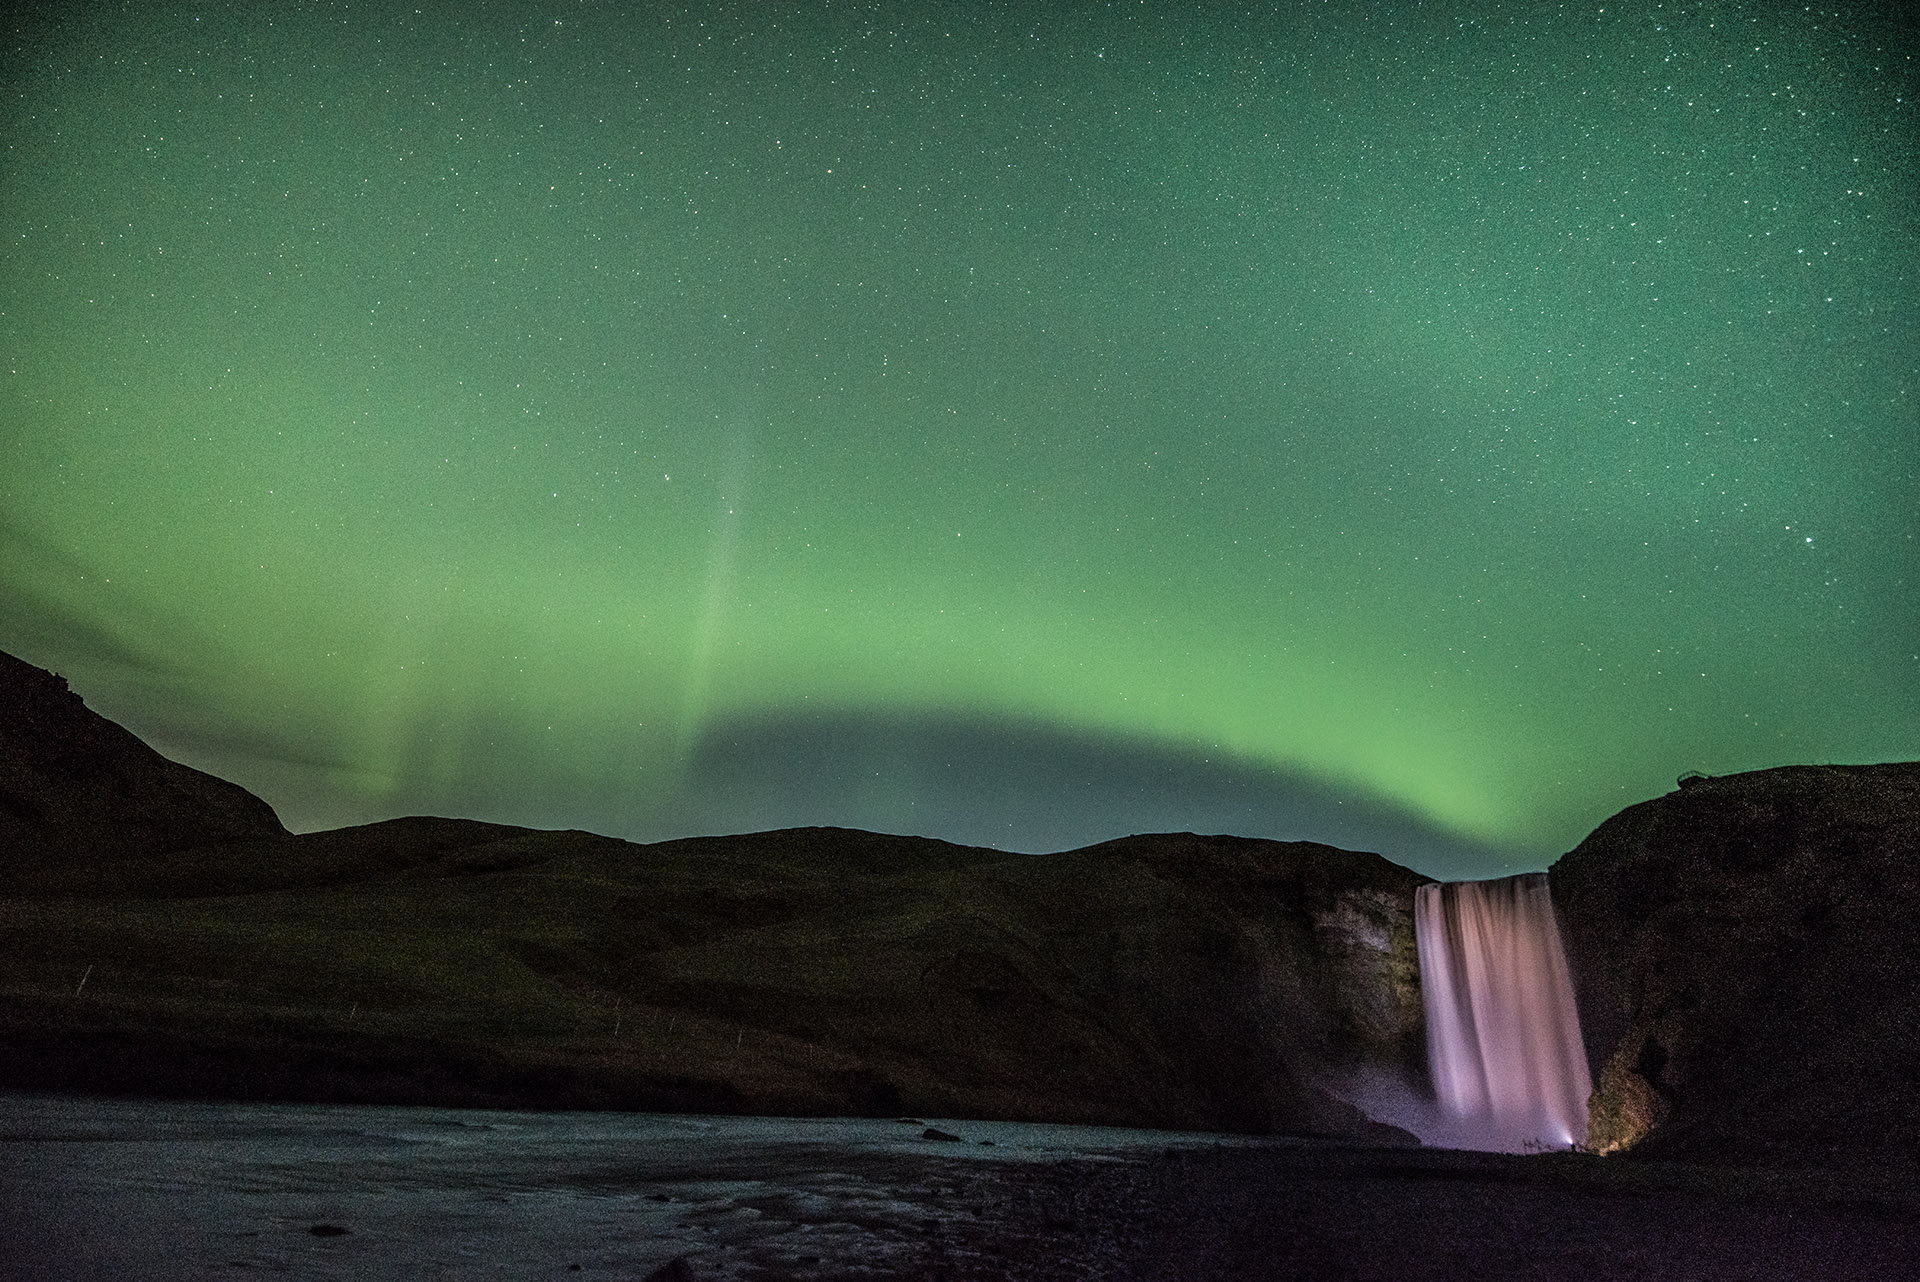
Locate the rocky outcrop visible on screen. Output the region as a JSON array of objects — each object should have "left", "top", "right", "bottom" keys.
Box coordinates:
[
  {"left": 0, "top": 651, "right": 287, "bottom": 868},
  {"left": 1551, "top": 763, "right": 1920, "bottom": 1165}
]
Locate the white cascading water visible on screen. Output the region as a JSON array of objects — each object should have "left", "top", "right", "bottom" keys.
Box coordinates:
[{"left": 1414, "top": 873, "right": 1593, "bottom": 1152}]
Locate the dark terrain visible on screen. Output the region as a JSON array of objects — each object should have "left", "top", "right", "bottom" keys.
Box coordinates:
[
  {"left": 1553, "top": 761, "right": 1920, "bottom": 1165},
  {"left": 6, "top": 1093, "right": 1918, "bottom": 1282},
  {"left": 1, "top": 649, "right": 1423, "bottom": 1139},
  {"left": 6, "top": 646, "right": 1920, "bottom": 1279}
]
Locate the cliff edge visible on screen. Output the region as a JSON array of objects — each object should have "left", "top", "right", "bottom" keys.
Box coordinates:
[
  {"left": 0, "top": 651, "right": 287, "bottom": 869},
  {"left": 1552, "top": 762, "right": 1920, "bottom": 1165}
]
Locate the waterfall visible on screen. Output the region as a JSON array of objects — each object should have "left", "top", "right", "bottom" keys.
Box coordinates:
[{"left": 1414, "top": 873, "right": 1592, "bottom": 1152}]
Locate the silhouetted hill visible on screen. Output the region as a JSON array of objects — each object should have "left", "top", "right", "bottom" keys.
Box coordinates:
[
  {"left": 0, "top": 815, "right": 1427, "bottom": 1138},
  {"left": 1552, "top": 762, "right": 1920, "bottom": 1166},
  {"left": 13, "top": 648, "right": 1920, "bottom": 1167},
  {"left": 0, "top": 647, "right": 1429, "bottom": 1136},
  {"left": 0, "top": 650, "right": 287, "bottom": 869}
]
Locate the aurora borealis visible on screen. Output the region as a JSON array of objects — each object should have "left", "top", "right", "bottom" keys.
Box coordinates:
[{"left": 3, "top": 3, "right": 1914, "bottom": 878}]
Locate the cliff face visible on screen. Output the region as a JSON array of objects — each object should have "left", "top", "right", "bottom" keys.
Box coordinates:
[
  {"left": 961, "top": 831, "right": 1429, "bottom": 1134},
  {"left": 1, "top": 819, "right": 1427, "bottom": 1138},
  {"left": 1551, "top": 763, "right": 1920, "bottom": 1165},
  {"left": 0, "top": 651, "right": 287, "bottom": 867},
  {"left": 0, "top": 647, "right": 1438, "bottom": 1137}
]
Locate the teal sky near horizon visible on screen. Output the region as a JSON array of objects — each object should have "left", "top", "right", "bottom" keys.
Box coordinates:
[{"left": 3, "top": 3, "right": 1915, "bottom": 878}]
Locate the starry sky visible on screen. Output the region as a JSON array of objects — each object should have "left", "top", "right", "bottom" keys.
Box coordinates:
[{"left": 3, "top": 3, "right": 1915, "bottom": 879}]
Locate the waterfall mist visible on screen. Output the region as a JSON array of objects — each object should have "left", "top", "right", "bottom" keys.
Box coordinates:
[{"left": 1414, "top": 873, "right": 1592, "bottom": 1152}]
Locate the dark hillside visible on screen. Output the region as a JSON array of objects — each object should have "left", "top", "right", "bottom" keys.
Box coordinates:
[
  {"left": 1552, "top": 762, "right": 1920, "bottom": 1166},
  {"left": 3, "top": 799, "right": 1426, "bottom": 1137},
  {"left": 0, "top": 651, "right": 286, "bottom": 869}
]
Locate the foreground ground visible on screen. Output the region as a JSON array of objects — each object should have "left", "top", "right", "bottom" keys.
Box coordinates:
[{"left": 4, "top": 1093, "right": 1918, "bottom": 1281}]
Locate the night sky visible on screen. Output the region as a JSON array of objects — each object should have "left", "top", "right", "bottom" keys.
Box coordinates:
[{"left": 3, "top": 3, "right": 1914, "bottom": 879}]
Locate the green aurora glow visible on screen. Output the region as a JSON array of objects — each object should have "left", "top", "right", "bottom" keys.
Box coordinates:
[{"left": 3, "top": 3, "right": 1915, "bottom": 876}]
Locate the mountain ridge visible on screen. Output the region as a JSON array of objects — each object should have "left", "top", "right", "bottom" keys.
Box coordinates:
[
  {"left": 0, "top": 650, "right": 1428, "bottom": 1138},
  {"left": 10, "top": 646, "right": 1920, "bottom": 1167}
]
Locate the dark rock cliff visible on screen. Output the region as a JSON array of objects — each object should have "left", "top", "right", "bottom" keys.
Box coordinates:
[
  {"left": 0, "top": 820, "right": 1429, "bottom": 1137},
  {"left": 1551, "top": 763, "right": 1920, "bottom": 1165},
  {"left": 0, "top": 650, "right": 1427, "bottom": 1136},
  {"left": 0, "top": 651, "right": 288, "bottom": 868}
]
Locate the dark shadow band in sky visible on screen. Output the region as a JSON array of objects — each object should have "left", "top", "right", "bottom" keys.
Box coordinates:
[
  {"left": 3, "top": 549, "right": 1539, "bottom": 879},
  {"left": 650, "top": 707, "right": 1537, "bottom": 880}
]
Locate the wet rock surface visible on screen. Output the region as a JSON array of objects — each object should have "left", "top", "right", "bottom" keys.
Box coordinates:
[{"left": 1551, "top": 762, "right": 1920, "bottom": 1165}]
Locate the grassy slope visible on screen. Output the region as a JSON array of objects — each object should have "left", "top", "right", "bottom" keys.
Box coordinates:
[{"left": 0, "top": 819, "right": 1425, "bottom": 1138}]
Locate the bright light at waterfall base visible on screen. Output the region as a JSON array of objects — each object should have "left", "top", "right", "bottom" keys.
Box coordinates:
[{"left": 1415, "top": 874, "right": 1593, "bottom": 1153}]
